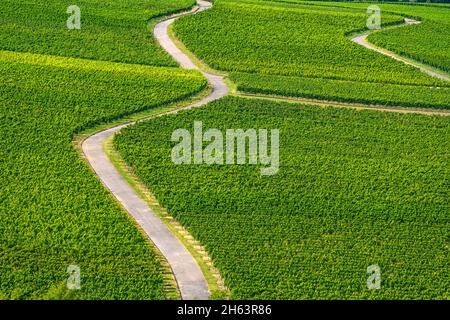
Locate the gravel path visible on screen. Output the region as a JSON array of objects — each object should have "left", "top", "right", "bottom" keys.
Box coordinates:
[{"left": 82, "top": 0, "right": 227, "bottom": 300}]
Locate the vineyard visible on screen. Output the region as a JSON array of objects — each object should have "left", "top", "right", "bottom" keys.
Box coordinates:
[
  {"left": 115, "top": 96, "right": 450, "bottom": 299},
  {"left": 173, "top": 0, "right": 450, "bottom": 107},
  {"left": 311, "top": 1, "right": 450, "bottom": 72},
  {"left": 0, "top": 0, "right": 195, "bottom": 66},
  {"left": 0, "top": 0, "right": 205, "bottom": 299},
  {"left": 1, "top": 0, "right": 449, "bottom": 301},
  {"left": 232, "top": 72, "right": 450, "bottom": 109}
]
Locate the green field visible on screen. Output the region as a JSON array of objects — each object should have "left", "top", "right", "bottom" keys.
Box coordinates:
[
  {"left": 115, "top": 96, "right": 450, "bottom": 299},
  {"left": 1, "top": 0, "right": 449, "bottom": 301},
  {"left": 0, "top": 50, "right": 206, "bottom": 299},
  {"left": 173, "top": 0, "right": 449, "bottom": 107},
  {"left": 302, "top": 1, "right": 450, "bottom": 72},
  {"left": 0, "top": 0, "right": 195, "bottom": 66},
  {"left": 0, "top": 0, "right": 208, "bottom": 299},
  {"left": 233, "top": 72, "right": 450, "bottom": 109}
]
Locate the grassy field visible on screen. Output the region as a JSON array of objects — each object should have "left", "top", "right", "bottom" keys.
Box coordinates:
[
  {"left": 173, "top": 0, "right": 449, "bottom": 107},
  {"left": 0, "top": 0, "right": 195, "bottom": 66},
  {"left": 0, "top": 0, "right": 208, "bottom": 299},
  {"left": 115, "top": 96, "right": 450, "bottom": 299}
]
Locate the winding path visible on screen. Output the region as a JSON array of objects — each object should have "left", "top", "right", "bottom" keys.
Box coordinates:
[
  {"left": 351, "top": 19, "right": 450, "bottom": 82},
  {"left": 81, "top": 0, "right": 449, "bottom": 301},
  {"left": 82, "top": 0, "right": 227, "bottom": 300}
]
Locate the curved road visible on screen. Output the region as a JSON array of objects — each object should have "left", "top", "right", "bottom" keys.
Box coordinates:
[
  {"left": 82, "top": 0, "right": 448, "bottom": 301},
  {"left": 82, "top": 0, "right": 227, "bottom": 300},
  {"left": 351, "top": 19, "right": 450, "bottom": 82}
]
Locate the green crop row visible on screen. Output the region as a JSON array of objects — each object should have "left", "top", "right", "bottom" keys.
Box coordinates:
[
  {"left": 0, "top": 0, "right": 195, "bottom": 66},
  {"left": 0, "top": 51, "right": 206, "bottom": 299},
  {"left": 173, "top": 0, "right": 449, "bottom": 107},
  {"left": 295, "top": 1, "right": 450, "bottom": 72},
  {"left": 369, "top": 21, "right": 450, "bottom": 73},
  {"left": 293, "top": 1, "right": 450, "bottom": 72},
  {"left": 115, "top": 96, "right": 450, "bottom": 299},
  {"left": 368, "top": 8, "right": 450, "bottom": 72},
  {"left": 231, "top": 72, "right": 450, "bottom": 109},
  {"left": 174, "top": 0, "right": 447, "bottom": 86}
]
